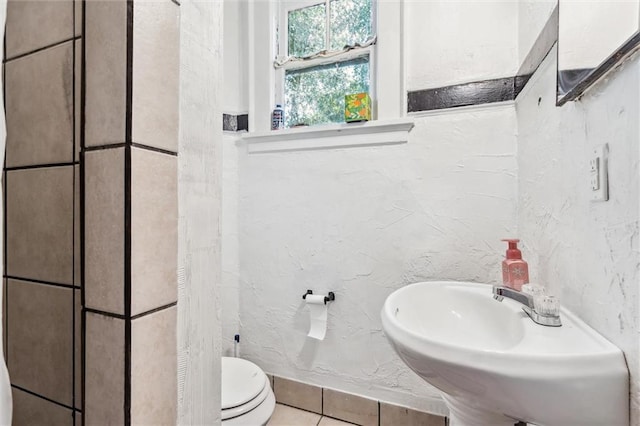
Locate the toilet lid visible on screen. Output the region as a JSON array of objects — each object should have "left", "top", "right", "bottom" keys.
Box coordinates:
[{"left": 221, "top": 357, "right": 268, "bottom": 410}]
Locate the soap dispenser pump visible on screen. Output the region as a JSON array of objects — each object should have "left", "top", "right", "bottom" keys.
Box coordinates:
[{"left": 501, "top": 239, "right": 529, "bottom": 291}]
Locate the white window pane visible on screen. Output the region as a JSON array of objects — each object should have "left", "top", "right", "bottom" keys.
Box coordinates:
[
  {"left": 330, "top": 0, "right": 372, "bottom": 51},
  {"left": 284, "top": 57, "right": 369, "bottom": 127},
  {"left": 288, "top": 3, "right": 326, "bottom": 57}
]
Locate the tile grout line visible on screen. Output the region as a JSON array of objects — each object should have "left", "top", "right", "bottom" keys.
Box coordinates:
[
  {"left": 130, "top": 142, "right": 178, "bottom": 157},
  {"left": 85, "top": 307, "right": 126, "bottom": 320},
  {"left": 85, "top": 302, "right": 177, "bottom": 322},
  {"left": 80, "top": 0, "right": 87, "bottom": 420},
  {"left": 130, "top": 301, "right": 177, "bottom": 320},
  {"left": 71, "top": 0, "right": 77, "bottom": 419},
  {"left": 84, "top": 142, "right": 177, "bottom": 157},
  {"left": 271, "top": 374, "right": 448, "bottom": 426},
  {"left": 3, "top": 22, "right": 8, "bottom": 369},
  {"left": 11, "top": 384, "right": 80, "bottom": 412},
  {"left": 5, "top": 161, "right": 78, "bottom": 172},
  {"left": 123, "top": 0, "right": 134, "bottom": 423},
  {"left": 273, "top": 401, "right": 323, "bottom": 417},
  {"left": 4, "top": 36, "right": 81, "bottom": 64},
  {"left": 3, "top": 275, "right": 80, "bottom": 290},
  {"left": 83, "top": 143, "right": 127, "bottom": 152}
]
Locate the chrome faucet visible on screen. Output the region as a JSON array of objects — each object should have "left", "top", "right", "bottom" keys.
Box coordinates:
[{"left": 493, "top": 285, "right": 562, "bottom": 327}]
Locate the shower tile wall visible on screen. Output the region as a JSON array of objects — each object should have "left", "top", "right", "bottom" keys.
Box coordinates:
[
  {"left": 3, "top": 0, "right": 179, "bottom": 423},
  {"left": 83, "top": 0, "right": 179, "bottom": 424},
  {"left": 3, "top": 0, "right": 82, "bottom": 424}
]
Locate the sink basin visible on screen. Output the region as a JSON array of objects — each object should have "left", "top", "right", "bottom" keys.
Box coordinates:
[{"left": 381, "top": 281, "right": 629, "bottom": 426}]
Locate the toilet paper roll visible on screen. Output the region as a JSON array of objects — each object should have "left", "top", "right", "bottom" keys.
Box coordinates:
[{"left": 305, "top": 295, "right": 328, "bottom": 340}]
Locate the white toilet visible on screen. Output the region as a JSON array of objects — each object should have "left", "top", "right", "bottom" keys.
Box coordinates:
[{"left": 222, "top": 357, "right": 276, "bottom": 426}]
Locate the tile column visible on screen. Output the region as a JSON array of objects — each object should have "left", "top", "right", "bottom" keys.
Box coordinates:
[
  {"left": 4, "top": 0, "right": 82, "bottom": 423},
  {"left": 83, "top": 0, "right": 179, "bottom": 424}
]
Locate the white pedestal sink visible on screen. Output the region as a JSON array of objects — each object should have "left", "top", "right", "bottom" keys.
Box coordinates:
[{"left": 381, "top": 281, "right": 629, "bottom": 426}]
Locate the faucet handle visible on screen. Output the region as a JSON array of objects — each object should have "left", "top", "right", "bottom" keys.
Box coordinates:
[
  {"left": 534, "top": 295, "right": 561, "bottom": 317},
  {"left": 522, "top": 284, "right": 546, "bottom": 297}
]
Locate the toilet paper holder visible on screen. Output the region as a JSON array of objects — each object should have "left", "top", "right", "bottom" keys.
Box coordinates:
[{"left": 302, "top": 290, "right": 335, "bottom": 305}]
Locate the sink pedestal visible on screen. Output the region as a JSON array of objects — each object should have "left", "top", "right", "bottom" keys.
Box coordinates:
[{"left": 443, "top": 394, "right": 516, "bottom": 426}]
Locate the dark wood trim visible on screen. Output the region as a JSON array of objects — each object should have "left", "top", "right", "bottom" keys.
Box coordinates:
[
  {"left": 406, "top": 6, "right": 560, "bottom": 113},
  {"left": 223, "top": 113, "right": 249, "bottom": 132},
  {"left": 408, "top": 77, "right": 515, "bottom": 113}
]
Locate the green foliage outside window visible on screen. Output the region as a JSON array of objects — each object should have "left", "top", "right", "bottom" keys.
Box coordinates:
[
  {"left": 288, "top": 3, "right": 326, "bottom": 57},
  {"left": 330, "top": 0, "right": 372, "bottom": 51},
  {"left": 285, "top": 58, "right": 369, "bottom": 127},
  {"left": 284, "top": 0, "right": 372, "bottom": 127}
]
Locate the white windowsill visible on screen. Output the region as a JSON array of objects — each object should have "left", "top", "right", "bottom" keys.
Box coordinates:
[{"left": 241, "top": 118, "right": 415, "bottom": 154}]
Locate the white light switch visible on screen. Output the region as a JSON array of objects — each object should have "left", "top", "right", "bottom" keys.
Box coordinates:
[{"left": 590, "top": 144, "right": 608, "bottom": 202}]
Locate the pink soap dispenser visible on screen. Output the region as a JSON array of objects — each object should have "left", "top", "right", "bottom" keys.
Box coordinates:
[{"left": 501, "top": 239, "right": 529, "bottom": 291}]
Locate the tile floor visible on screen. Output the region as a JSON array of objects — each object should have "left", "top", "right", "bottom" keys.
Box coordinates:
[{"left": 268, "top": 403, "right": 357, "bottom": 426}]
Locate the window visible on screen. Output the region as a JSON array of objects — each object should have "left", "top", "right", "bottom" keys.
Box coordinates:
[{"left": 276, "top": 0, "right": 376, "bottom": 128}]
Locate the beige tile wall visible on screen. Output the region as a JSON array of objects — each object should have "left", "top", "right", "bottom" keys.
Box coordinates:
[
  {"left": 6, "top": 167, "right": 74, "bottom": 284},
  {"left": 131, "top": 0, "right": 180, "bottom": 153},
  {"left": 12, "top": 388, "right": 74, "bottom": 426},
  {"left": 7, "top": 279, "right": 74, "bottom": 405},
  {"left": 84, "top": 313, "right": 125, "bottom": 425},
  {"left": 84, "top": 0, "right": 128, "bottom": 149},
  {"left": 3, "top": 0, "right": 82, "bottom": 423},
  {"left": 274, "top": 377, "right": 323, "bottom": 414},
  {"left": 130, "top": 148, "right": 178, "bottom": 316},
  {"left": 323, "top": 388, "right": 379, "bottom": 426},
  {"left": 272, "top": 375, "right": 448, "bottom": 426},
  {"left": 130, "top": 306, "right": 177, "bottom": 424},
  {"left": 83, "top": 0, "right": 179, "bottom": 424},
  {"left": 5, "top": 41, "right": 74, "bottom": 168},
  {"left": 84, "top": 147, "right": 125, "bottom": 315}
]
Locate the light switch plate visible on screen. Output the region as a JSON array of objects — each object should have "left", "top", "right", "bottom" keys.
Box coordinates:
[{"left": 590, "top": 144, "right": 608, "bottom": 202}]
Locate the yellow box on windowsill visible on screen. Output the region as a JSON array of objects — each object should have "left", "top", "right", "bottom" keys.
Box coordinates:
[{"left": 345, "top": 92, "right": 371, "bottom": 122}]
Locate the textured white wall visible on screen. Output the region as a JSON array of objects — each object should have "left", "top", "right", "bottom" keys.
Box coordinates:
[
  {"left": 517, "top": 0, "right": 555, "bottom": 64},
  {"left": 223, "top": 0, "right": 520, "bottom": 105},
  {"left": 235, "top": 106, "right": 518, "bottom": 413},
  {"left": 220, "top": 0, "right": 522, "bottom": 413},
  {"left": 406, "top": 0, "right": 519, "bottom": 90},
  {"left": 516, "top": 46, "right": 640, "bottom": 425},
  {"left": 177, "top": 0, "right": 223, "bottom": 424},
  {"left": 220, "top": 1, "right": 639, "bottom": 421},
  {"left": 223, "top": 0, "right": 248, "bottom": 114},
  {"left": 221, "top": 133, "right": 241, "bottom": 357},
  {"left": 558, "top": 1, "right": 639, "bottom": 70}
]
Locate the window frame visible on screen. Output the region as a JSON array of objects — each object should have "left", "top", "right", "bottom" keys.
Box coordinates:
[
  {"left": 248, "top": 0, "right": 405, "bottom": 134},
  {"left": 274, "top": 0, "right": 378, "bottom": 126}
]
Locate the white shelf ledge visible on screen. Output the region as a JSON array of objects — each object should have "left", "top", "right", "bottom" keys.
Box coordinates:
[{"left": 241, "top": 118, "right": 415, "bottom": 154}]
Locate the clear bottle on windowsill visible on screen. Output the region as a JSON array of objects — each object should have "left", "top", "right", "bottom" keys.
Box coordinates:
[{"left": 271, "top": 104, "right": 284, "bottom": 130}]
